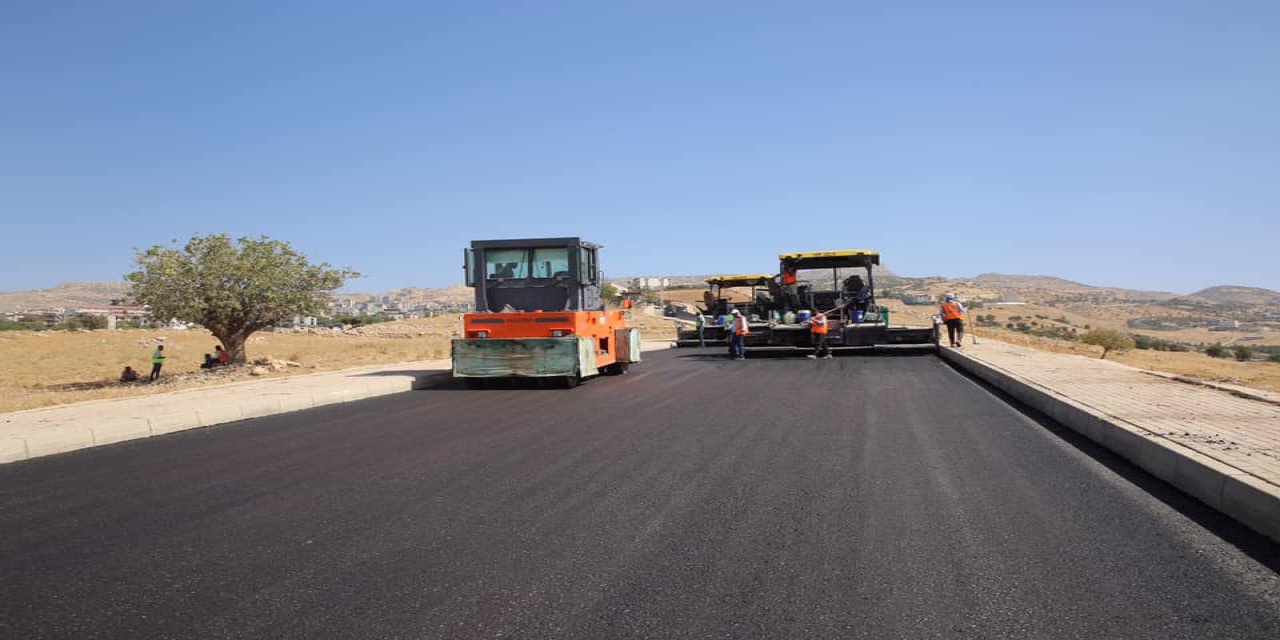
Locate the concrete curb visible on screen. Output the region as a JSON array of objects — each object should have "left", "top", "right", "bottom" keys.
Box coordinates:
[
  {"left": 939, "top": 348, "right": 1280, "bottom": 544},
  {"left": 2, "top": 370, "right": 455, "bottom": 465}
]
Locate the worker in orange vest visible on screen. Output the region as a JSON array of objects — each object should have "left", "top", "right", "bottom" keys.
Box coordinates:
[
  {"left": 730, "top": 308, "right": 750, "bottom": 360},
  {"left": 781, "top": 265, "right": 798, "bottom": 286},
  {"left": 807, "top": 312, "right": 831, "bottom": 359},
  {"left": 940, "top": 294, "right": 967, "bottom": 348}
]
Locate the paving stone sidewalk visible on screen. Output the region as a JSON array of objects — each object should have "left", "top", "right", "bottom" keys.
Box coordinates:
[{"left": 949, "top": 339, "right": 1280, "bottom": 491}]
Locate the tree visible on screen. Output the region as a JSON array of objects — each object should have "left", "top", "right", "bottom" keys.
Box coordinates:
[
  {"left": 1232, "top": 344, "right": 1254, "bottom": 362},
  {"left": 600, "top": 282, "right": 618, "bottom": 303},
  {"left": 79, "top": 315, "right": 108, "bottom": 330},
  {"left": 1080, "top": 328, "right": 1135, "bottom": 359},
  {"left": 1204, "top": 343, "right": 1229, "bottom": 359},
  {"left": 54, "top": 317, "right": 83, "bottom": 331},
  {"left": 126, "top": 234, "right": 357, "bottom": 363}
]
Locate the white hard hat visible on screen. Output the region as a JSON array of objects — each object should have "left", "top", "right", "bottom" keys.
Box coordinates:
[{"left": 731, "top": 308, "right": 741, "bottom": 315}]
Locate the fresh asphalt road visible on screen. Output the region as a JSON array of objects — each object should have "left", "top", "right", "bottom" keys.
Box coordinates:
[{"left": 2, "top": 349, "right": 1279, "bottom": 639}]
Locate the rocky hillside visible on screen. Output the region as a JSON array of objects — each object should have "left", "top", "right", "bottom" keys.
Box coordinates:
[
  {"left": 0, "top": 281, "right": 130, "bottom": 312},
  {"left": 970, "top": 273, "right": 1177, "bottom": 302},
  {"left": 1187, "top": 286, "right": 1280, "bottom": 307}
]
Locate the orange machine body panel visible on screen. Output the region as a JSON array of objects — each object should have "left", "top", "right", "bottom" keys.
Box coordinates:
[{"left": 463, "top": 309, "right": 629, "bottom": 366}]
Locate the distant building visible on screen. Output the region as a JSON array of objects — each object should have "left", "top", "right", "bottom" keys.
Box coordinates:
[
  {"left": 281, "top": 315, "right": 318, "bottom": 328},
  {"left": 40, "top": 309, "right": 67, "bottom": 328},
  {"left": 631, "top": 277, "right": 670, "bottom": 290}
]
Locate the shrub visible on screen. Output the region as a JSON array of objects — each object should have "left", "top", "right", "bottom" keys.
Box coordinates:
[
  {"left": 1132, "top": 334, "right": 1193, "bottom": 352},
  {"left": 1232, "top": 345, "right": 1254, "bottom": 362},
  {"left": 0, "top": 319, "right": 43, "bottom": 331},
  {"left": 1270, "top": 353, "right": 1280, "bottom": 363},
  {"left": 79, "top": 315, "right": 108, "bottom": 330},
  {"left": 1204, "top": 343, "right": 1229, "bottom": 359},
  {"left": 1081, "top": 328, "right": 1135, "bottom": 359}
]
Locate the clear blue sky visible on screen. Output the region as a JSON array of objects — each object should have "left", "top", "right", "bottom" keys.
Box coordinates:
[{"left": 3, "top": 1, "right": 1277, "bottom": 294}]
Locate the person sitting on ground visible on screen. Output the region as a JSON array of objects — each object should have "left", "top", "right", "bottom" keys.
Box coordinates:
[
  {"left": 201, "top": 353, "right": 217, "bottom": 369},
  {"left": 119, "top": 366, "right": 139, "bottom": 382},
  {"left": 215, "top": 345, "right": 228, "bottom": 365}
]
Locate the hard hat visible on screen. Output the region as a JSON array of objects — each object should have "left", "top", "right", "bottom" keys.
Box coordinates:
[
  {"left": 731, "top": 309, "right": 741, "bottom": 315},
  {"left": 945, "top": 294, "right": 955, "bottom": 301}
]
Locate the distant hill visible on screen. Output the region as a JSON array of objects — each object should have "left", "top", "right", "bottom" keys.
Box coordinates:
[
  {"left": 972, "top": 273, "right": 1098, "bottom": 292},
  {"left": 962, "top": 273, "right": 1182, "bottom": 305},
  {"left": 971, "top": 273, "right": 1176, "bottom": 299},
  {"left": 1187, "top": 285, "right": 1280, "bottom": 307},
  {"left": 0, "top": 281, "right": 130, "bottom": 313},
  {"left": 4, "top": 276, "right": 1273, "bottom": 316}
]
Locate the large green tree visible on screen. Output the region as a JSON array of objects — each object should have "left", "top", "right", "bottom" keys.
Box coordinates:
[{"left": 126, "top": 234, "right": 358, "bottom": 363}]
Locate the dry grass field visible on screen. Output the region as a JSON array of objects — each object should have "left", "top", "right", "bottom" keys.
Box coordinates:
[{"left": 0, "top": 311, "right": 679, "bottom": 414}]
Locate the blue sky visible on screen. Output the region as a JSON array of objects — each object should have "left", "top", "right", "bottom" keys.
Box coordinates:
[{"left": 3, "top": 1, "right": 1277, "bottom": 294}]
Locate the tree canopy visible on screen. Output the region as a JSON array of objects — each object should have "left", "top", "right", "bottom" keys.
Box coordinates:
[
  {"left": 1080, "top": 328, "right": 1135, "bottom": 360},
  {"left": 126, "top": 234, "right": 357, "bottom": 363}
]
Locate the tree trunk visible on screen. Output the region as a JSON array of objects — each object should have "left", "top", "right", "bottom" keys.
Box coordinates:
[
  {"left": 1100, "top": 347, "right": 1109, "bottom": 360},
  {"left": 213, "top": 330, "right": 251, "bottom": 364}
]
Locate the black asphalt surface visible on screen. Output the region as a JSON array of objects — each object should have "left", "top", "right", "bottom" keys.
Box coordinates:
[{"left": 2, "top": 348, "right": 1279, "bottom": 639}]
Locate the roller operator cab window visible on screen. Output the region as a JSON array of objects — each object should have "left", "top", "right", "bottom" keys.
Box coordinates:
[
  {"left": 485, "top": 249, "right": 529, "bottom": 279},
  {"left": 580, "top": 247, "right": 597, "bottom": 283},
  {"left": 532, "top": 248, "right": 570, "bottom": 278}
]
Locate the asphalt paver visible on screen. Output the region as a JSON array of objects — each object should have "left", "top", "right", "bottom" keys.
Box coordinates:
[{"left": 2, "top": 349, "right": 1278, "bottom": 639}]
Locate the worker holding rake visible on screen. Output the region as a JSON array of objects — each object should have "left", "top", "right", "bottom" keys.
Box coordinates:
[{"left": 940, "top": 294, "right": 966, "bottom": 348}]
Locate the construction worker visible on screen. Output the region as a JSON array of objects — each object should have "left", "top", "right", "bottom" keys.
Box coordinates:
[
  {"left": 807, "top": 312, "right": 831, "bottom": 359},
  {"left": 694, "top": 313, "right": 706, "bottom": 347},
  {"left": 717, "top": 309, "right": 732, "bottom": 355},
  {"left": 149, "top": 344, "right": 165, "bottom": 381},
  {"left": 781, "top": 265, "right": 798, "bottom": 286},
  {"left": 940, "top": 294, "right": 967, "bottom": 348},
  {"left": 729, "top": 308, "right": 749, "bottom": 360}
]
